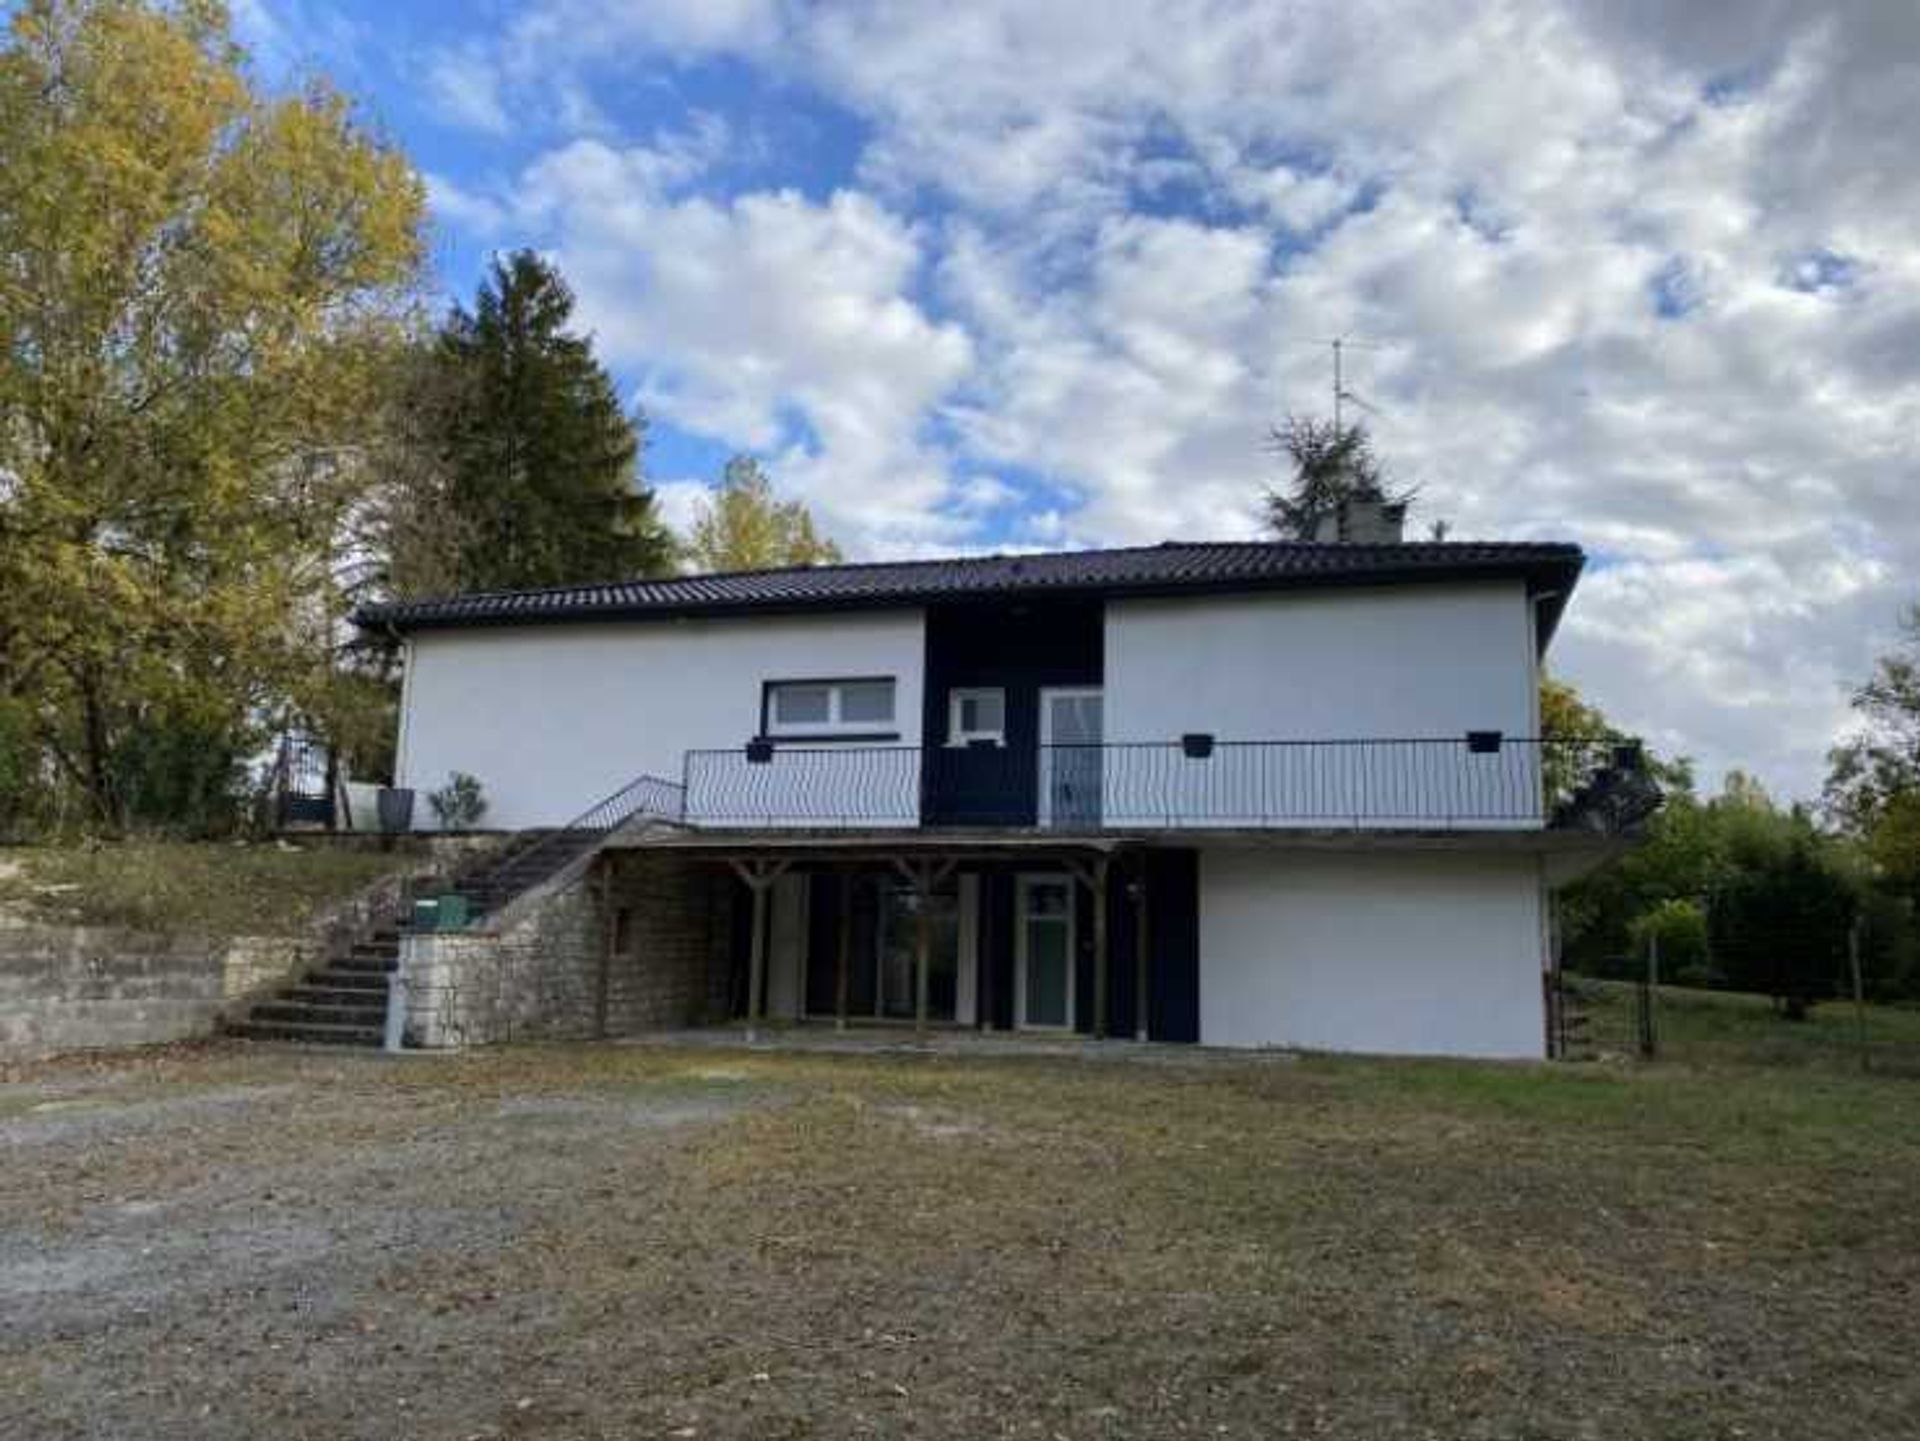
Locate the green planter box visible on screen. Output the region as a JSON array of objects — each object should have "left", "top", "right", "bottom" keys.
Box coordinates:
[{"left": 411, "top": 894, "right": 472, "bottom": 932}]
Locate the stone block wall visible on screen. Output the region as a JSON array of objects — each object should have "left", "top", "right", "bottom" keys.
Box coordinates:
[
  {"left": 0, "top": 926, "right": 305, "bottom": 1057},
  {"left": 398, "top": 851, "right": 733, "bottom": 1050}
]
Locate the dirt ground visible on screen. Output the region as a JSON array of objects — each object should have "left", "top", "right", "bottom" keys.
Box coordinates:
[{"left": 3, "top": 1035, "right": 1917, "bottom": 1440}]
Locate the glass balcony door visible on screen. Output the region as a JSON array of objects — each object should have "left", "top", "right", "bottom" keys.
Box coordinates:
[{"left": 1039, "top": 688, "right": 1103, "bottom": 828}]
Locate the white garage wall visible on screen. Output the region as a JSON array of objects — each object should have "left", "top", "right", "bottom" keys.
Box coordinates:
[
  {"left": 1102, "top": 583, "right": 1541, "bottom": 828},
  {"left": 397, "top": 611, "right": 926, "bottom": 829},
  {"left": 1198, "top": 848, "right": 1548, "bottom": 1058}
]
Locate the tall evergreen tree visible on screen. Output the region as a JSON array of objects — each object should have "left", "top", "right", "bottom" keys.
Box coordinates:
[
  {"left": 436, "top": 251, "right": 674, "bottom": 590},
  {"left": 1265, "top": 417, "right": 1412, "bottom": 540}
]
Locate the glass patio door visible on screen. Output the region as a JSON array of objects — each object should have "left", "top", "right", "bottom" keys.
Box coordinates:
[
  {"left": 1016, "top": 875, "right": 1075, "bottom": 1030},
  {"left": 1040, "top": 688, "right": 1103, "bottom": 828}
]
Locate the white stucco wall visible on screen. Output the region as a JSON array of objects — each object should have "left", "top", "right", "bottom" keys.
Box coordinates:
[
  {"left": 1102, "top": 584, "right": 1541, "bottom": 827},
  {"left": 397, "top": 611, "right": 926, "bottom": 829},
  {"left": 1198, "top": 848, "right": 1548, "bottom": 1058}
]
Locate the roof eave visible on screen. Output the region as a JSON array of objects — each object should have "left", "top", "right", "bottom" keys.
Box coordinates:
[{"left": 355, "top": 553, "right": 1585, "bottom": 639}]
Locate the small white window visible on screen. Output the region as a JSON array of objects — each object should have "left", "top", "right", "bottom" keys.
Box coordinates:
[
  {"left": 840, "top": 681, "right": 895, "bottom": 725},
  {"left": 766, "top": 679, "right": 896, "bottom": 737},
  {"left": 771, "top": 684, "right": 831, "bottom": 728},
  {"left": 948, "top": 687, "right": 1007, "bottom": 747}
]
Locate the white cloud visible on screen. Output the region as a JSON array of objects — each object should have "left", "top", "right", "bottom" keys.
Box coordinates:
[
  {"left": 456, "top": 135, "right": 974, "bottom": 553},
  {"left": 416, "top": 0, "right": 1920, "bottom": 799},
  {"left": 423, "top": 45, "right": 513, "bottom": 135}
]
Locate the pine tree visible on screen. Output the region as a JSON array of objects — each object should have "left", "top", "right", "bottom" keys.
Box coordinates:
[
  {"left": 1265, "top": 417, "right": 1412, "bottom": 540},
  {"left": 436, "top": 251, "right": 674, "bottom": 590}
]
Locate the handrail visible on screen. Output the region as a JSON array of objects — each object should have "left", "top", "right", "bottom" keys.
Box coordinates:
[{"left": 453, "top": 772, "right": 688, "bottom": 920}]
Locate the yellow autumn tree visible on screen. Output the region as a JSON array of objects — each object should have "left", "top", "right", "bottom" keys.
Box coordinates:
[
  {"left": 683, "top": 456, "right": 843, "bottom": 573},
  {"left": 0, "top": 0, "right": 426, "bottom": 828}
]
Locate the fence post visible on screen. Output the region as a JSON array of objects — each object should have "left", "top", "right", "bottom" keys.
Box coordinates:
[
  {"left": 1849, "top": 917, "right": 1869, "bottom": 1074},
  {"left": 1639, "top": 932, "right": 1659, "bottom": 1060}
]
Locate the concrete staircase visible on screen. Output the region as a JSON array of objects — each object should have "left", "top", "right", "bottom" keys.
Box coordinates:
[
  {"left": 229, "top": 772, "right": 689, "bottom": 1050},
  {"left": 226, "top": 929, "right": 400, "bottom": 1047}
]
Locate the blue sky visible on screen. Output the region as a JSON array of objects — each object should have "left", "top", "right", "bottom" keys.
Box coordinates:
[{"left": 225, "top": 0, "right": 1920, "bottom": 802}]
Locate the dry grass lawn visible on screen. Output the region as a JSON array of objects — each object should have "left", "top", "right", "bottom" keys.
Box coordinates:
[
  {"left": 0, "top": 842, "right": 412, "bottom": 937},
  {"left": 3, "top": 999, "right": 1917, "bottom": 1439}
]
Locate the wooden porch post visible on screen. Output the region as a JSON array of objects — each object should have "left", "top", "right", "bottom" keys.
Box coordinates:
[
  {"left": 726, "top": 859, "right": 790, "bottom": 1040},
  {"left": 835, "top": 871, "right": 854, "bottom": 1031},
  {"left": 915, "top": 892, "right": 932, "bottom": 1032},
  {"left": 1091, "top": 856, "right": 1110, "bottom": 1040},
  {"left": 979, "top": 873, "right": 994, "bottom": 1033},
  {"left": 1064, "top": 854, "right": 1111, "bottom": 1040},
  {"left": 889, "top": 857, "right": 957, "bottom": 1035}
]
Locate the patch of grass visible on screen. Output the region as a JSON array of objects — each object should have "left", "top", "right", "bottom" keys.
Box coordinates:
[
  {"left": 0, "top": 841, "right": 412, "bottom": 938},
  {"left": 1573, "top": 975, "right": 1920, "bottom": 1074},
  {"left": 3, "top": 1039, "right": 1918, "bottom": 1437}
]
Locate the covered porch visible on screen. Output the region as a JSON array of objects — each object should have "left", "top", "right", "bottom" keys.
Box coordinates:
[{"left": 622, "top": 832, "right": 1201, "bottom": 1044}]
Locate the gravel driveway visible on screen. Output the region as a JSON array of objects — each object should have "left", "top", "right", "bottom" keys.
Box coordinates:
[{"left": 4, "top": 1035, "right": 1916, "bottom": 1440}]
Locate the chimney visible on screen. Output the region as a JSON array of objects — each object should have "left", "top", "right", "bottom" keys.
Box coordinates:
[{"left": 1311, "top": 496, "right": 1407, "bottom": 544}]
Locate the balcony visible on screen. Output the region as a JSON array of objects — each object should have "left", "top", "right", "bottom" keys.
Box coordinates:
[{"left": 678, "top": 736, "right": 1656, "bottom": 834}]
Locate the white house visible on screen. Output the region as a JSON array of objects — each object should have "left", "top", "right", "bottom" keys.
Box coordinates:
[{"left": 355, "top": 511, "right": 1654, "bottom": 1060}]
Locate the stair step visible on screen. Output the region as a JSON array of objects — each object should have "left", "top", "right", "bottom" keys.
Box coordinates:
[
  {"left": 228, "top": 1019, "right": 383, "bottom": 1047},
  {"left": 250, "top": 1000, "right": 386, "bottom": 1027},
  {"left": 284, "top": 983, "right": 385, "bottom": 1007},
  {"left": 306, "top": 967, "right": 391, "bottom": 991},
  {"left": 331, "top": 954, "right": 399, "bottom": 974},
  {"left": 349, "top": 942, "right": 400, "bottom": 960}
]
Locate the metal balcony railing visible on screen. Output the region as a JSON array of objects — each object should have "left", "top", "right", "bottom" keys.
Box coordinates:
[{"left": 680, "top": 736, "right": 1656, "bottom": 833}]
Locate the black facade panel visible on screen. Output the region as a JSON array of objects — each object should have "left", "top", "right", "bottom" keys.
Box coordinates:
[
  {"left": 1146, "top": 850, "right": 1201, "bottom": 1043},
  {"left": 920, "top": 600, "right": 1103, "bottom": 826},
  {"left": 804, "top": 872, "right": 841, "bottom": 1017},
  {"left": 982, "top": 869, "right": 1017, "bottom": 1031}
]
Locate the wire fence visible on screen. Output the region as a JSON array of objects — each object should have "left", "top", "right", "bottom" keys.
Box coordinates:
[{"left": 1552, "top": 919, "right": 1920, "bottom": 1075}]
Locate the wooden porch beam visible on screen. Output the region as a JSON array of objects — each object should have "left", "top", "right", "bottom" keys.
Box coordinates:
[
  {"left": 885, "top": 856, "right": 957, "bottom": 1034},
  {"left": 725, "top": 859, "right": 790, "bottom": 1038}
]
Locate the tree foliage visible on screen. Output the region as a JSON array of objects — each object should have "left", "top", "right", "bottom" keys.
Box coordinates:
[
  {"left": 427, "top": 250, "right": 674, "bottom": 592},
  {"left": 684, "top": 455, "right": 843, "bottom": 572},
  {"left": 1265, "top": 417, "right": 1411, "bottom": 540},
  {"left": 0, "top": 0, "right": 427, "bottom": 830},
  {"left": 1825, "top": 605, "right": 1920, "bottom": 937},
  {"left": 1543, "top": 677, "right": 1905, "bottom": 1005},
  {"left": 1825, "top": 605, "right": 1920, "bottom": 830}
]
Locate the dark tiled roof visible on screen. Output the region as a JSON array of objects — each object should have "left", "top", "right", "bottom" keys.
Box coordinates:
[{"left": 355, "top": 539, "right": 1584, "bottom": 638}]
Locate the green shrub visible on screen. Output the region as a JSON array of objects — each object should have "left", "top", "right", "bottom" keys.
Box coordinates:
[
  {"left": 1630, "top": 897, "right": 1714, "bottom": 985},
  {"left": 427, "top": 771, "right": 488, "bottom": 829}
]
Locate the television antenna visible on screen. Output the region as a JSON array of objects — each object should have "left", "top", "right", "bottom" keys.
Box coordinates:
[{"left": 1293, "top": 335, "right": 1386, "bottom": 429}]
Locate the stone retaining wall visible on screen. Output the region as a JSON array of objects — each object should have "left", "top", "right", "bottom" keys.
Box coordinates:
[
  {"left": 0, "top": 839, "right": 500, "bottom": 1060},
  {"left": 0, "top": 926, "right": 308, "bottom": 1058},
  {"left": 398, "top": 851, "right": 732, "bottom": 1049}
]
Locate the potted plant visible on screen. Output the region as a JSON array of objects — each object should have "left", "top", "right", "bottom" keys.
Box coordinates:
[
  {"left": 375, "top": 785, "right": 415, "bottom": 833},
  {"left": 427, "top": 771, "right": 489, "bottom": 831}
]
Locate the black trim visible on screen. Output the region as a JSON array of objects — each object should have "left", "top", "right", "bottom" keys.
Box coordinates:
[{"left": 756, "top": 732, "right": 903, "bottom": 746}]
